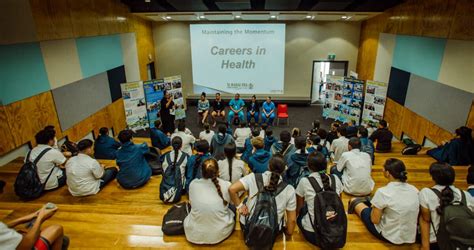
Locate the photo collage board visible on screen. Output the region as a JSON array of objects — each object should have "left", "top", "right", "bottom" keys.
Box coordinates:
[
  {"left": 120, "top": 81, "right": 149, "bottom": 131},
  {"left": 322, "top": 76, "right": 365, "bottom": 124},
  {"left": 361, "top": 80, "right": 388, "bottom": 126}
]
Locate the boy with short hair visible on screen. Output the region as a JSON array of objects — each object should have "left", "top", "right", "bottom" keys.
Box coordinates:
[{"left": 94, "top": 127, "right": 121, "bottom": 160}]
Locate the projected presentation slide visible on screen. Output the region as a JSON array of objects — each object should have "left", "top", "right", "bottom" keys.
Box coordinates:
[{"left": 190, "top": 24, "right": 286, "bottom": 94}]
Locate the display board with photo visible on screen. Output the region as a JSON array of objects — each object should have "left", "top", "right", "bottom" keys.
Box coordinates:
[
  {"left": 362, "top": 80, "right": 388, "bottom": 126},
  {"left": 120, "top": 81, "right": 149, "bottom": 131},
  {"left": 322, "top": 75, "right": 364, "bottom": 124},
  {"left": 143, "top": 79, "right": 164, "bottom": 128}
]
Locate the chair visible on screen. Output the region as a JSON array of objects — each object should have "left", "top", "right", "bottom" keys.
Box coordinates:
[{"left": 277, "top": 104, "right": 289, "bottom": 126}]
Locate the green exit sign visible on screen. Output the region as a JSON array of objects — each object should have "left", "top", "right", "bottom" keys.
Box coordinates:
[{"left": 328, "top": 54, "right": 336, "bottom": 60}]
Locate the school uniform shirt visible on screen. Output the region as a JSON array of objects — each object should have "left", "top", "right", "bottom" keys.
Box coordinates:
[
  {"left": 115, "top": 142, "right": 152, "bottom": 189},
  {"left": 296, "top": 173, "right": 343, "bottom": 232},
  {"left": 174, "top": 127, "right": 193, "bottom": 136},
  {"left": 218, "top": 158, "right": 248, "bottom": 183},
  {"left": 330, "top": 136, "right": 349, "bottom": 163},
  {"left": 149, "top": 128, "right": 170, "bottom": 150},
  {"left": 26, "top": 144, "right": 67, "bottom": 190},
  {"left": 259, "top": 130, "right": 265, "bottom": 139},
  {"left": 336, "top": 149, "right": 374, "bottom": 196},
  {"left": 371, "top": 182, "right": 420, "bottom": 244},
  {"left": 184, "top": 178, "right": 235, "bottom": 244},
  {"left": 65, "top": 153, "right": 104, "bottom": 196},
  {"left": 419, "top": 185, "right": 474, "bottom": 243},
  {"left": 234, "top": 127, "right": 252, "bottom": 148},
  {"left": 0, "top": 222, "right": 22, "bottom": 249},
  {"left": 162, "top": 150, "right": 188, "bottom": 185},
  {"left": 239, "top": 172, "right": 297, "bottom": 228},
  {"left": 469, "top": 185, "right": 474, "bottom": 197},
  {"left": 369, "top": 128, "right": 393, "bottom": 152},
  {"left": 199, "top": 130, "right": 215, "bottom": 145},
  {"left": 171, "top": 131, "right": 196, "bottom": 156},
  {"left": 94, "top": 134, "right": 121, "bottom": 159}
]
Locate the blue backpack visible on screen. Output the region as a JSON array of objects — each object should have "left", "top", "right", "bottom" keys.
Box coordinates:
[{"left": 159, "top": 152, "right": 187, "bottom": 203}]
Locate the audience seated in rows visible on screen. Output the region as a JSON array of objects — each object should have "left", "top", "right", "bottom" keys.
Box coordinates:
[
  {"left": 198, "top": 123, "right": 215, "bottom": 145},
  {"left": 270, "top": 130, "right": 296, "bottom": 162},
  {"left": 369, "top": 120, "right": 393, "bottom": 153},
  {"left": 150, "top": 120, "right": 170, "bottom": 151},
  {"left": 233, "top": 122, "right": 251, "bottom": 153},
  {"left": 66, "top": 139, "right": 117, "bottom": 197},
  {"left": 263, "top": 128, "right": 276, "bottom": 151},
  {"left": 241, "top": 129, "right": 261, "bottom": 163},
  {"left": 94, "top": 127, "right": 120, "bottom": 160},
  {"left": 115, "top": 130, "right": 152, "bottom": 189},
  {"left": 427, "top": 126, "right": 473, "bottom": 166},
  {"left": 306, "top": 135, "right": 330, "bottom": 159},
  {"left": 185, "top": 140, "right": 211, "bottom": 192},
  {"left": 217, "top": 143, "right": 247, "bottom": 184},
  {"left": 285, "top": 136, "right": 309, "bottom": 187},
  {"left": 330, "top": 126, "right": 349, "bottom": 163},
  {"left": 246, "top": 137, "right": 271, "bottom": 174},
  {"left": 210, "top": 125, "right": 235, "bottom": 160},
  {"left": 171, "top": 121, "right": 196, "bottom": 156}
]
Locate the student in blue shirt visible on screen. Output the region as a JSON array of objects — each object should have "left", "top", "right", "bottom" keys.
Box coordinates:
[
  {"left": 264, "top": 128, "right": 276, "bottom": 151},
  {"left": 261, "top": 96, "right": 276, "bottom": 125},
  {"left": 150, "top": 120, "right": 170, "bottom": 150},
  {"left": 185, "top": 140, "right": 212, "bottom": 193},
  {"left": 228, "top": 93, "right": 245, "bottom": 124},
  {"left": 248, "top": 137, "right": 272, "bottom": 173},
  {"left": 468, "top": 166, "right": 474, "bottom": 197},
  {"left": 241, "top": 129, "right": 261, "bottom": 163},
  {"left": 115, "top": 130, "right": 152, "bottom": 189},
  {"left": 94, "top": 127, "right": 121, "bottom": 160}
]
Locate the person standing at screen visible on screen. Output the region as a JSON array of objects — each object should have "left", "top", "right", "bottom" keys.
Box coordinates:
[
  {"left": 246, "top": 95, "right": 260, "bottom": 126},
  {"left": 160, "top": 91, "right": 175, "bottom": 135},
  {"left": 261, "top": 96, "right": 276, "bottom": 125},
  {"left": 211, "top": 93, "right": 226, "bottom": 127},
  {"left": 228, "top": 93, "right": 245, "bottom": 124}
]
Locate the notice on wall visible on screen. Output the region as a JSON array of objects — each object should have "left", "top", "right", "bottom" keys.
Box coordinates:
[
  {"left": 121, "top": 81, "right": 149, "bottom": 131},
  {"left": 362, "top": 80, "right": 388, "bottom": 126},
  {"left": 322, "top": 76, "right": 364, "bottom": 124},
  {"left": 143, "top": 79, "right": 165, "bottom": 128}
]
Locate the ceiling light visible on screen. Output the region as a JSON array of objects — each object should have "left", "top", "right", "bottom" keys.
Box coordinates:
[
  {"left": 116, "top": 16, "right": 126, "bottom": 21},
  {"left": 306, "top": 15, "right": 312, "bottom": 19},
  {"left": 341, "top": 16, "right": 347, "bottom": 19},
  {"left": 270, "top": 15, "right": 276, "bottom": 18},
  {"left": 200, "top": 15, "right": 205, "bottom": 19},
  {"left": 165, "top": 16, "right": 171, "bottom": 20},
  {"left": 235, "top": 15, "right": 241, "bottom": 18}
]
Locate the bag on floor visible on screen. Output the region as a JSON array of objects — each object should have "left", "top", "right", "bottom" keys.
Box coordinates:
[
  {"left": 430, "top": 188, "right": 474, "bottom": 250},
  {"left": 159, "top": 152, "right": 187, "bottom": 203},
  {"left": 14, "top": 148, "right": 54, "bottom": 200},
  {"left": 145, "top": 147, "right": 163, "bottom": 175},
  {"left": 402, "top": 144, "right": 422, "bottom": 155},
  {"left": 244, "top": 173, "right": 288, "bottom": 249},
  {"left": 61, "top": 140, "right": 79, "bottom": 156},
  {"left": 162, "top": 202, "right": 191, "bottom": 235},
  {"left": 308, "top": 175, "right": 347, "bottom": 249}
]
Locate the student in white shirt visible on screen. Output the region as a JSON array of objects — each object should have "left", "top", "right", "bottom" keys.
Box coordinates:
[
  {"left": 27, "top": 129, "right": 68, "bottom": 191},
  {"left": 330, "top": 137, "right": 374, "bottom": 196},
  {"left": 162, "top": 137, "right": 189, "bottom": 185},
  {"left": 66, "top": 139, "right": 118, "bottom": 197},
  {"left": 296, "top": 151, "right": 343, "bottom": 245},
  {"left": 171, "top": 121, "right": 196, "bottom": 156},
  {"left": 330, "top": 126, "right": 350, "bottom": 163},
  {"left": 229, "top": 155, "right": 297, "bottom": 244},
  {"left": 348, "top": 158, "right": 419, "bottom": 245},
  {"left": 290, "top": 127, "right": 301, "bottom": 145},
  {"left": 184, "top": 158, "right": 235, "bottom": 244},
  {"left": 218, "top": 143, "right": 247, "bottom": 184},
  {"left": 0, "top": 181, "right": 67, "bottom": 250},
  {"left": 233, "top": 121, "right": 252, "bottom": 152},
  {"left": 419, "top": 162, "right": 474, "bottom": 250},
  {"left": 198, "top": 123, "right": 215, "bottom": 145},
  {"left": 259, "top": 123, "right": 268, "bottom": 139}
]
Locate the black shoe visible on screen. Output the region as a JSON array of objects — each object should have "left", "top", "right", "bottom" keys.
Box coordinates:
[{"left": 62, "top": 235, "right": 70, "bottom": 250}]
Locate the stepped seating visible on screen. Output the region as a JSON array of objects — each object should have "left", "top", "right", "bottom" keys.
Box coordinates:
[{"left": 0, "top": 141, "right": 469, "bottom": 249}]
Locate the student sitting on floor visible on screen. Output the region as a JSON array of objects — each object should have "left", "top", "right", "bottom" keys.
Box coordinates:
[
  {"left": 346, "top": 119, "right": 358, "bottom": 138},
  {"left": 210, "top": 124, "right": 235, "bottom": 160},
  {"left": 418, "top": 162, "right": 474, "bottom": 250},
  {"left": 296, "top": 151, "right": 343, "bottom": 246},
  {"left": 162, "top": 137, "right": 189, "bottom": 186},
  {"left": 184, "top": 158, "right": 235, "bottom": 245},
  {"left": 307, "top": 120, "right": 320, "bottom": 137},
  {"left": 468, "top": 165, "right": 474, "bottom": 196},
  {"left": 94, "top": 127, "right": 121, "bottom": 160},
  {"left": 229, "top": 155, "right": 297, "bottom": 248},
  {"left": 358, "top": 127, "right": 375, "bottom": 164},
  {"left": 285, "top": 136, "right": 309, "bottom": 187},
  {"left": 115, "top": 130, "right": 152, "bottom": 189},
  {"left": 259, "top": 123, "right": 268, "bottom": 139},
  {"left": 307, "top": 135, "right": 330, "bottom": 159},
  {"left": 26, "top": 129, "right": 67, "bottom": 192},
  {"left": 241, "top": 129, "right": 261, "bottom": 163},
  {"left": 44, "top": 125, "right": 71, "bottom": 157},
  {"left": 185, "top": 140, "right": 212, "bottom": 192},
  {"left": 348, "top": 158, "right": 419, "bottom": 245},
  {"left": 427, "top": 126, "right": 473, "bottom": 166},
  {"left": 233, "top": 121, "right": 251, "bottom": 153},
  {"left": 290, "top": 127, "right": 301, "bottom": 144},
  {"left": 331, "top": 137, "right": 374, "bottom": 196},
  {"left": 149, "top": 120, "right": 170, "bottom": 151},
  {"left": 198, "top": 123, "right": 215, "bottom": 145},
  {"left": 330, "top": 126, "right": 349, "bottom": 163},
  {"left": 171, "top": 121, "right": 196, "bottom": 156},
  {"left": 270, "top": 130, "right": 296, "bottom": 162},
  {"left": 247, "top": 137, "right": 272, "bottom": 174},
  {"left": 65, "top": 139, "right": 117, "bottom": 197},
  {"left": 218, "top": 143, "right": 247, "bottom": 184},
  {"left": 369, "top": 120, "right": 393, "bottom": 153},
  {"left": 263, "top": 128, "right": 277, "bottom": 152},
  {"left": 326, "top": 122, "right": 340, "bottom": 145}
]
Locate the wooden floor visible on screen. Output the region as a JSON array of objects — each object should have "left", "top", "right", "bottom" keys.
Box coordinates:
[{"left": 0, "top": 140, "right": 469, "bottom": 249}]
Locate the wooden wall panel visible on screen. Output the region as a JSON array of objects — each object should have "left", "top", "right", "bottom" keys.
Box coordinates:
[
  {"left": 131, "top": 16, "right": 155, "bottom": 81},
  {"left": 466, "top": 101, "right": 474, "bottom": 130},
  {"left": 30, "top": 0, "right": 74, "bottom": 41},
  {"left": 0, "top": 106, "right": 16, "bottom": 155},
  {"left": 396, "top": 0, "right": 423, "bottom": 36},
  {"left": 421, "top": 0, "right": 457, "bottom": 38},
  {"left": 449, "top": 0, "right": 474, "bottom": 40},
  {"left": 384, "top": 98, "right": 404, "bottom": 139},
  {"left": 68, "top": 0, "right": 100, "bottom": 37},
  {"left": 106, "top": 99, "right": 127, "bottom": 134}
]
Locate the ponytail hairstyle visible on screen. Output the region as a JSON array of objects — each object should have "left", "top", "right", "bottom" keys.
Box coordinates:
[
  {"left": 203, "top": 122, "right": 211, "bottom": 134},
  {"left": 266, "top": 155, "right": 286, "bottom": 192},
  {"left": 429, "top": 162, "right": 455, "bottom": 215},
  {"left": 309, "top": 135, "right": 323, "bottom": 152},
  {"left": 295, "top": 136, "right": 307, "bottom": 156},
  {"left": 171, "top": 137, "right": 183, "bottom": 167},
  {"left": 202, "top": 158, "right": 228, "bottom": 206},
  {"left": 279, "top": 130, "right": 291, "bottom": 155},
  {"left": 224, "top": 143, "right": 236, "bottom": 182},
  {"left": 194, "top": 140, "right": 210, "bottom": 169},
  {"left": 312, "top": 120, "right": 320, "bottom": 130},
  {"left": 307, "top": 151, "right": 331, "bottom": 190},
  {"left": 292, "top": 127, "right": 301, "bottom": 138},
  {"left": 383, "top": 158, "right": 408, "bottom": 182}
]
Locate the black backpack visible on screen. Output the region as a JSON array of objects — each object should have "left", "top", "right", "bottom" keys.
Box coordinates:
[
  {"left": 159, "top": 152, "right": 187, "bottom": 203},
  {"left": 402, "top": 138, "right": 422, "bottom": 155},
  {"left": 244, "top": 173, "right": 288, "bottom": 249},
  {"left": 308, "top": 175, "right": 347, "bottom": 249},
  {"left": 61, "top": 140, "right": 79, "bottom": 156},
  {"left": 144, "top": 147, "right": 163, "bottom": 175},
  {"left": 14, "top": 148, "right": 54, "bottom": 200},
  {"left": 430, "top": 188, "right": 474, "bottom": 250},
  {"left": 162, "top": 202, "right": 191, "bottom": 235}
]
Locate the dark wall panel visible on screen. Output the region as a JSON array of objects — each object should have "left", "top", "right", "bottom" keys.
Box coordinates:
[
  {"left": 107, "top": 65, "right": 127, "bottom": 102},
  {"left": 387, "top": 67, "right": 411, "bottom": 105}
]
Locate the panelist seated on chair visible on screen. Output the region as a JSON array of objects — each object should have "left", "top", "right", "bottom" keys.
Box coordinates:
[
  {"left": 211, "top": 93, "right": 226, "bottom": 127},
  {"left": 197, "top": 92, "right": 210, "bottom": 124},
  {"left": 228, "top": 93, "right": 245, "bottom": 124},
  {"left": 261, "top": 96, "right": 276, "bottom": 125},
  {"left": 246, "top": 95, "right": 260, "bottom": 125}
]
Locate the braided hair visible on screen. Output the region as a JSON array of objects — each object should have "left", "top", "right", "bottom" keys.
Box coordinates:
[
  {"left": 429, "top": 162, "right": 455, "bottom": 215},
  {"left": 193, "top": 140, "right": 210, "bottom": 177},
  {"left": 203, "top": 122, "right": 211, "bottom": 134},
  {"left": 202, "top": 158, "right": 228, "bottom": 206},
  {"left": 171, "top": 137, "right": 182, "bottom": 167},
  {"left": 307, "top": 151, "right": 331, "bottom": 190},
  {"left": 295, "top": 135, "right": 307, "bottom": 156},
  {"left": 265, "top": 155, "right": 286, "bottom": 192},
  {"left": 224, "top": 143, "right": 236, "bottom": 182}
]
